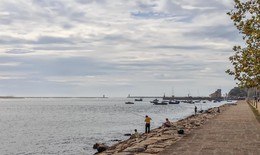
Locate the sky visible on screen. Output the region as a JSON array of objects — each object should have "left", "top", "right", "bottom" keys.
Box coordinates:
[{"left": 0, "top": 0, "right": 244, "bottom": 97}]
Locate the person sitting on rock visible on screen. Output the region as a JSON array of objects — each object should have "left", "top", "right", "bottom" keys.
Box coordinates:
[
  {"left": 131, "top": 129, "right": 140, "bottom": 139},
  {"left": 163, "top": 118, "right": 171, "bottom": 127}
]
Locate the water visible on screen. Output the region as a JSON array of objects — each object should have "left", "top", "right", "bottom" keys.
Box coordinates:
[{"left": 0, "top": 98, "right": 234, "bottom": 155}]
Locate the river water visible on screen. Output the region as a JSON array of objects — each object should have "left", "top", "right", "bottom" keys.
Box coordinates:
[{"left": 0, "top": 98, "right": 234, "bottom": 155}]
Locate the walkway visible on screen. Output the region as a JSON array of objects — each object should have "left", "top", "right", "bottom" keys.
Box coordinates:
[{"left": 159, "top": 101, "right": 260, "bottom": 155}]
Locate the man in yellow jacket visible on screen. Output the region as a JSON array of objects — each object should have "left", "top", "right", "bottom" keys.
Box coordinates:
[{"left": 145, "top": 115, "right": 152, "bottom": 133}]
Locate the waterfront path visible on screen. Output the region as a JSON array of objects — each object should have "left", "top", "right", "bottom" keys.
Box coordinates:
[{"left": 159, "top": 101, "right": 260, "bottom": 155}]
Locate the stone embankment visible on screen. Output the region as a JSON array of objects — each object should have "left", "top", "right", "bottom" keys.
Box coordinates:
[{"left": 95, "top": 103, "right": 236, "bottom": 155}]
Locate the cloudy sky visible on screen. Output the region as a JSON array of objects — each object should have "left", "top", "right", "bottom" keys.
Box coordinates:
[{"left": 0, "top": 0, "right": 243, "bottom": 97}]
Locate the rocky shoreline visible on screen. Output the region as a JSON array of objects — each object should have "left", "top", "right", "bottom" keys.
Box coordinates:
[{"left": 95, "top": 103, "right": 237, "bottom": 155}]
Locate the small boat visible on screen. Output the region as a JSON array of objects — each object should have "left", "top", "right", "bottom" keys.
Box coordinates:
[
  {"left": 154, "top": 100, "right": 168, "bottom": 105},
  {"left": 125, "top": 101, "right": 134, "bottom": 104},
  {"left": 183, "top": 100, "right": 193, "bottom": 104},
  {"left": 150, "top": 99, "right": 159, "bottom": 104},
  {"left": 169, "top": 100, "right": 180, "bottom": 104},
  {"left": 134, "top": 98, "right": 143, "bottom": 101}
]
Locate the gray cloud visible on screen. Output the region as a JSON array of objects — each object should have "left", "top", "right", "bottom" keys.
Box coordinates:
[
  {"left": 76, "top": 0, "right": 107, "bottom": 4},
  {"left": 183, "top": 25, "right": 241, "bottom": 41},
  {"left": 0, "top": 36, "right": 28, "bottom": 45},
  {"left": 0, "top": 36, "right": 74, "bottom": 45},
  {"left": 33, "top": 36, "right": 74, "bottom": 44},
  {"left": 152, "top": 45, "right": 209, "bottom": 50},
  {"left": 0, "top": 56, "right": 115, "bottom": 77},
  {"left": 5, "top": 49, "right": 34, "bottom": 54},
  {"left": 0, "top": 0, "right": 239, "bottom": 96}
]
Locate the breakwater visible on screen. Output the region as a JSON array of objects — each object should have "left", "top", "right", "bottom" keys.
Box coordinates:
[{"left": 95, "top": 103, "right": 236, "bottom": 155}]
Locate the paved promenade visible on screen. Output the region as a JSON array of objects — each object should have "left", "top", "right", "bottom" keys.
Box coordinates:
[{"left": 159, "top": 101, "right": 260, "bottom": 155}]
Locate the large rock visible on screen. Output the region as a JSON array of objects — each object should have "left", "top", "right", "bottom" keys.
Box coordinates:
[
  {"left": 178, "top": 129, "right": 184, "bottom": 134},
  {"left": 123, "top": 146, "right": 145, "bottom": 152},
  {"left": 93, "top": 143, "right": 108, "bottom": 153},
  {"left": 145, "top": 148, "right": 164, "bottom": 153}
]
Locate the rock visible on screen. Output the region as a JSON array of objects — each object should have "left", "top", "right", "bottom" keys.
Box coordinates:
[
  {"left": 147, "top": 144, "right": 166, "bottom": 148},
  {"left": 145, "top": 148, "right": 164, "bottom": 153},
  {"left": 123, "top": 146, "right": 145, "bottom": 152},
  {"left": 178, "top": 129, "right": 184, "bottom": 134},
  {"left": 93, "top": 143, "right": 108, "bottom": 153},
  {"left": 111, "top": 139, "right": 121, "bottom": 142},
  {"left": 124, "top": 133, "right": 132, "bottom": 136},
  {"left": 114, "top": 152, "right": 135, "bottom": 155},
  {"left": 198, "top": 110, "right": 203, "bottom": 113}
]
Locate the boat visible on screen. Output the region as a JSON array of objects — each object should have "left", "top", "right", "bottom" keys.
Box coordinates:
[
  {"left": 150, "top": 99, "right": 159, "bottom": 104},
  {"left": 125, "top": 101, "right": 134, "bottom": 104},
  {"left": 134, "top": 98, "right": 143, "bottom": 101},
  {"left": 183, "top": 100, "right": 193, "bottom": 104},
  {"left": 169, "top": 100, "right": 180, "bottom": 104},
  {"left": 154, "top": 100, "right": 168, "bottom": 105}
]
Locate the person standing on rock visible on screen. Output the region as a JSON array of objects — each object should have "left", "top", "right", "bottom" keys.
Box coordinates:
[
  {"left": 194, "top": 106, "right": 197, "bottom": 115},
  {"left": 145, "top": 115, "right": 152, "bottom": 133}
]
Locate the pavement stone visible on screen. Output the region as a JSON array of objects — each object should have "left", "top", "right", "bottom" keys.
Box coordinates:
[{"left": 158, "top": 101, "right": 260, "bottom": 155}]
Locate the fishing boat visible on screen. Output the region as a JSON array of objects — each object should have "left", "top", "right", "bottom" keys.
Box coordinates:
[
  {"left": 168, "top": 100, "right": 180, "bottom": 104},
  {"left": 134, "top": 98, "right": 143, "bottom": 101},
  {"left": 153, "top": 100, "right": 168, "bottom": 105},
  {"left": 183, "top": 100, "right": 193, "bottom": 104},
  {"left": 150, "top": 99, "right": 159, "bottom": 104},
  {"left": 125, "top": 101, "right": 134, "bottom": 104}
]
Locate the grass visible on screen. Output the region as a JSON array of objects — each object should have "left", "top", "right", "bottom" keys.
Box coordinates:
[{"left": 248, "top": 102, "right": 260, "bottom": 123}]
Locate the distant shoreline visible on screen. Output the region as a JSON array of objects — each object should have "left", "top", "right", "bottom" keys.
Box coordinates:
[{"left": 0, "top": 96, "right": 109, "bottom": 99}]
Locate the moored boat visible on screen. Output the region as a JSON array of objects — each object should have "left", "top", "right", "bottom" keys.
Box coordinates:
[
  {"left": 125, "top": 101, "right": 134, "bottom": 104},
  {"left": 150, "top": 99, "right": 159, "bottom": 104},
  {"left": 154, "top": 100, "right": 168, "bottom": 105},
  {"left": 183, "top": 100, "right": 193, "bottom": 104},
  {"left": 168, "top": 100, "right": 180, "bottom": 104},
  {"left": 134, "top": 98, "right": 143, "bottom": 101}
]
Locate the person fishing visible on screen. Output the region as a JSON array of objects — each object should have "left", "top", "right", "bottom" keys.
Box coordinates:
[{"left": 144, "top": 115, "right": 152, "bottom": 133}]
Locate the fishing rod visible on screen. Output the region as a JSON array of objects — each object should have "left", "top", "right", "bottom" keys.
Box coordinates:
[
  {"left": 127, "top": 106, "right": 146, "bottom": 118},
  {"left": 130, "top": 112, "right": 145, "bottom": 118}
]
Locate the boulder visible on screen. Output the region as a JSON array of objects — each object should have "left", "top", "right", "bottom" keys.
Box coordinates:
[
  {"left": 145, "top": 148, "right": 164, "bottom": 153},
  {"left": 93, "top": 143, "right": 108, "bottom": 153},
  {"left": 178, "top": 129, "right": 184, "bottom": 134},
  {"left": 123, "top": 146, "right": 145, "bottom": 152},
  {"left": 124, "top": 133, "right": 132, "bottom": 136}
]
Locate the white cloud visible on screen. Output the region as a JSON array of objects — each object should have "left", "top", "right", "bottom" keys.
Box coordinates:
[{"left": 0, "top": 0, "right": 240, "bottom": 97}]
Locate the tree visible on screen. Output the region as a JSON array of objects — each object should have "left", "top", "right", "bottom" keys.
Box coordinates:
[{"left": 226, "top": 0, "right": 260, "bottom": 89}]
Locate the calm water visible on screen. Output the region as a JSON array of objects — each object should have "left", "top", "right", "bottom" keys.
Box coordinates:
[{"left": 0, "top": 98, "right": 233, "bottom": 155}]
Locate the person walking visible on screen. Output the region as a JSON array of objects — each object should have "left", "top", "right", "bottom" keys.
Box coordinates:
[{"left": 145, "top": 115, "right": 152, "bottom": 133}]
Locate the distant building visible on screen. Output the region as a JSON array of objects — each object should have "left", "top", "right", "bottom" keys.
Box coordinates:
[{"left": 210, "top": 89, "right": 222, "bottom": 99}]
